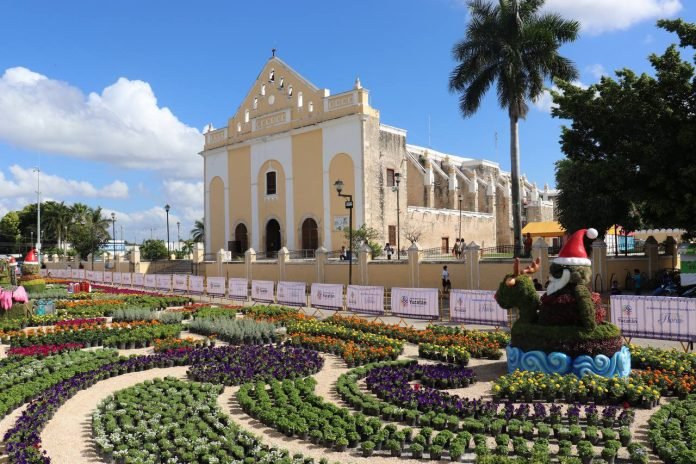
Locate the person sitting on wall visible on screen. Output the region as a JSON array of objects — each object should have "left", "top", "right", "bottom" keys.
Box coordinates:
[{"left": 339, "top": 246, "right": 347, "bottom": 261}]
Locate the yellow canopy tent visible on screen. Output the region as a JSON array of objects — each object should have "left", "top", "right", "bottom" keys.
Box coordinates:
[{"left": 522, "top": 221, "right": 566, "bottom": 238}]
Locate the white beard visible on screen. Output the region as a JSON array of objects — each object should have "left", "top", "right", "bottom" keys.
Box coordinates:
[{"left": 547, "top": 268, "right": 571, "bottom": 295}]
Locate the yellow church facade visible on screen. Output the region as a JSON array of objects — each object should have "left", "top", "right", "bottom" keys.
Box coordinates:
[{"left": 201, "top": 56, "right": 554, "bottom": 256}]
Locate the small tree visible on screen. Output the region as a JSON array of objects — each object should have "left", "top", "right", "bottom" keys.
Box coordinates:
[
  {"left": 140, "top": 239, "right": 169, "bottom": 260},
  {"left": 343, "top": 225, "right": 383, "bottom": 258},
  {"left": 402, "top": 220, "right": 424, "bottom": 245}
]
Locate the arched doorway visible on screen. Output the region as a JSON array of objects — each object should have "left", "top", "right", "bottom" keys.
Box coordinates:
[
  {"left": 265, "top": 219, "right": 281, "bottom": 255},
  {"left": 301, "top": 218, "right": 318, "bottom": 256},
  {"left": 232, "top": 223, "right": 248, "bottom": 257}
]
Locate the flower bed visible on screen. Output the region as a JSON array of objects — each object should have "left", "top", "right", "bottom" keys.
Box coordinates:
[
  {"left": 192, "top": 305, "right": 242, "bottom": 319},
  {"left": 187, "top": 345, "right": 323, "bottom": 385},
  {"left": 7, "top": 343, "right": 84, "bottom": 357},
  {"left": 418, "top": 343, "right": 471, "bottom": 365},
  {"left": 188, "top": 317, "right": 277, "bottom": 345},
  {"left": 54, "top": 317, "right": 107, "bottom": 327},
  {"left": 648, "top": 394, "right": 696, "bottom": 463},
  {"left": 493, "top": 370, "right": 661, "bottom": 406},
  {"left": 92, "top": 377, "right": 308, "bottom": 463},
  {"left": 3, "top": 345, "right": 324, "bottom": 463},
  {"left": 153, "top": 336, "right": 208, "bottom": 352},
  {"left": 289, "top": 333, "right": 400, "bottom": 365}
]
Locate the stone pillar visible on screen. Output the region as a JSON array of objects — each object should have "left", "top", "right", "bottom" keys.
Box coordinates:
[
  {"left": 216, "top": 249, "right": 226, "bottom": 278},
  {"left": 358, "top": 243, "right": 371, "bottom": 286},
  {"left": 316, "top": 247, "right": 328, "bottom": 284},
  {"left": 665, "top": 236, "right": 677, "bottom": 269},
  {"left": 114, "top": 254, "right": 121, "bottom": 273},
  {"left": 465, "top": 242, "right": 481, "bottom": 290},
  {"left": 407, "top": 242, "right": 422, "bottom": 287},
  {"left": 278, "top": 247, "right": 289, "bottom": 281},
  {"left": 645, "top": 237, "right": 659, "bottom": 281},
  {"left": 50, "top": 253, "right": 58, "bottom": 263},
  {"left": 245, "top": 248, "right": 256, "bottom": 283},
  {"left": 591, "top": 239, "right": 608, "bottom": 292},
  {"left": 129, "top": 247, "right": 141, "bottom": 274},
  {"left": 531, "top": 238, "right": 549, "bottom": 285},
  {"left": 192, "top": 242, "right": 204, "bottom": 263}
]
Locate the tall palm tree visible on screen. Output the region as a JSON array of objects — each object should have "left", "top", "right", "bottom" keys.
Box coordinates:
[
  {"left": 449, "top": 0, "right": 579, "bottom": 256},
  {"left": 190, "top": 219, "right": 205, "bottom": 243},
  {"left": 43, "top": 201, "right": 72, "bottom": 250}
]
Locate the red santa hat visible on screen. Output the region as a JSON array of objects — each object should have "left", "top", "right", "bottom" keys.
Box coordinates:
[
  {"left": 24, "top": 248, "right": 38, "bottom": 263},
  {"left": 554, "top": 228, "right": 598, "bottom": 266}
]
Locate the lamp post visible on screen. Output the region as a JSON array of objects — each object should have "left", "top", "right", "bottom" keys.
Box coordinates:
[
  {"left": 176, "top": 221, "right": 180, "bottom": 251},
  {"left": 334, "top": 180, "right": 353, "bottom": 285},
  {"left": 164, "top": 204, "right": 171, "bottom": 259},
  {"left": 33, "top": 167, "right": 41, "bottom": 263},
  {"left": 393, "top": 172, "right": 401, "bottom": 259},
  {"left": 458, "top": 192, "right": 463, "bottom": 242},
  {"left": 111, "top": 213, "right": 116, "bottom": 265}
]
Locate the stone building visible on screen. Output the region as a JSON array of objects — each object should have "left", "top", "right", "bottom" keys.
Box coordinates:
[{"left": 200, "top": 56, "right": 554, "bottom": 255}]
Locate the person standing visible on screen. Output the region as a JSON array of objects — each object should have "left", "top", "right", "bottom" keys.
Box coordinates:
[
  {"left": 442, "top": 265, "right": 451, "bottom": 294},
  {"left": 339, "top": 246, "right": 347, "bottom": 261},
  {"left": 384, "top": 243, "right": 393, "bottom": 260},
  {"left": 524, "top": 233, "right": 533, "bottom": 257},
  {"left": 633, "top": 269, "right": 642, "bottom": 295}
]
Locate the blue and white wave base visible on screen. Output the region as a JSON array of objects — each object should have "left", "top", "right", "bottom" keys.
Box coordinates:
[{"left": 506, "top": 345, "right": 631, "bottom": 378}]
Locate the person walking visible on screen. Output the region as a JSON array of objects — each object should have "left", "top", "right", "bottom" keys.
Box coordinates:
[
  {"left": 442, "top": 265, "right": 451, "bottom": 295},
  {"left": 384, "top": 243, "right": 393, "bottom": 260}
]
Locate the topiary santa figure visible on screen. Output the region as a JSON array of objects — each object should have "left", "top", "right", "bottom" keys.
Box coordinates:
[{"left": 497, "top": 228, "right": 608, "bottom": 333}]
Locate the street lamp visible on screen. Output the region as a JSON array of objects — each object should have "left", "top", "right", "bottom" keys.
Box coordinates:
[
  {"left": 392, "top": 172, "right": 401, "bottom": 259},
  {"left": 33, "top": 167, "right": 41, "bottom": 263},
  {"left": 111, "top": 213, "right": 116, "bottom": 265},
  {"left": 177, "top": 221, "right": 181, "bottom": 252},
  {"left": 164, "top": 204, "right": 171, "bottom": 259},
  {"left": 458, "top": 192, "right": 463, "bottom": 242},
  {"left": 334, "top": 179, "right": 353, "bottom": 285}
]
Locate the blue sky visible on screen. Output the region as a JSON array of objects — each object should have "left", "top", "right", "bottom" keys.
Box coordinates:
[{"left": 0, "top": 0, "right": 693, "bottom": 243}]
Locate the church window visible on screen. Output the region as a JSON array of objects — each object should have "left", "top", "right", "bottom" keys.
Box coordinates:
[
  {"left": 237, "top": 122, "right": 241, "bottom": 132},
  {"left": 386, "top": 169, "right": 395, "bottom": 187},
  {"left": 297, "top": 92, "right": 303, "bottom": 108},
  {"left": 308, "top": 101, "right": 314, "bottom": 113},
  {"left": 244, "top": 109, "right": 249, "bottom": 123},
  {"left": 253, "top": 97, "right": 258, "bottom": 110},
  {"left": 266, "top": 171, "right": 277, "bottom": 195},
  {"left": 261, "top": 84, "right": 266, "bottom": 96}
]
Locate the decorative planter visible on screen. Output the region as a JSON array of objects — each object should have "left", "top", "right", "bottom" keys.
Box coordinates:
[{"left": 506, "top": 345, "right": 631, "bottom": 378}]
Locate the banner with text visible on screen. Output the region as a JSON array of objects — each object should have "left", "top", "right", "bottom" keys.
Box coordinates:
[
  {"left": 78, "top": 269, "right": 86, "bottom": 280},
  {"left": 189, "top": 276, "right": 204, "bottom": 294},
  {"left": 228, "top": 278, "right": 248, "bottom": 300},
  {"left": 611, "top": 295, "right": 696, "bottom": 342},
  {"left": 144, "top": 274, "right": 156, "bottom": 288},
  {"left": 71, "top": 269, "right": 79, "bottom": 279},
  {"left": 93, "top": 271, "right": 104, "bottom": 283},
  {"left": 85, "top": 270, "right": 94, "bottom": 281},
  {"left": 450, "top": 290, "right": 509, "bottom": 326},
  {"left": 207, "top": 276, "right": 226, "bottom": 296},
  {"left": 173, "top": 275, "right": 188, "bottom": 292},
  {"left": 156, "top": 274, "right": 171, "bottom": 292},
  {"left": 133, "top": 273, "right": 144, "bottom": 287},
  {"left": 347, "top": 285, "right": 385, "bottom": 315},
  {"left": 391, "top": 287, "right": 439, "bottom": 320},
  {"left": 251, "top": 280, "right": 275, "bottom": 303},
  {"left": 103, "top": 272, "right": 113, "bottom": 284},
  {"left": 311, "top": 283, "right": 344, "bottom": 310},
  {"left": 277, "top": 281, "right": 306, "bottom": 307},
  {"left": 121, "top": 272, "right": 132, "bottom": 286},
  {"left": 113, "top": 272, "right": 122, "bottom": 285}
]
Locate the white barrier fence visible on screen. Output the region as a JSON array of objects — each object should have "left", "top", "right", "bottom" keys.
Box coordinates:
[
  {"left": 391, "top": 287, "right": 440, "bottom": 320},
  {"left": 450, "top": 290, "right": 509, "bottom": 326},
  {"left": 611, "top": 295, "right": 696, "bottom": 342}
]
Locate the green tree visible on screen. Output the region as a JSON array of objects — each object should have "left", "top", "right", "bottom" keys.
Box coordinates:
[
  {"left": 0, "top": 211, "right": 21, "bottom": 253},
  {"left": 552, "top": 19, "right": 696, "bottom": 236},
  {"left": 141, "top": 239, "right": 169, "bottom": 260},
  {"left": 449, "top": 0, "right": 579, "bottom": 255},
  {"left": 343, "top": 225, "right": 382, "bottom": 258},
  {"left": 70, "top": 207, "right": 111, "bottom": 262},
  {"left": 190, "top": 219, "right": 205, "bottom": 243},
  {"left": 43, "top": 201, "right": 73, "bottom": 250}
]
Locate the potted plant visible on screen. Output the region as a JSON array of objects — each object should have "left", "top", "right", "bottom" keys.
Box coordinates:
[
  {"left": 429, "top": 445, "right": 443, "bottom": 460},
  {"left": 627, "top": 443, "right": 649, "bottom": 464},
  {"left": 619, "top": 426, "right": 632, "bottom": 446},
  {"left": 335, "top": 437, "right": 349, "bottom": 452},
  {"left": 602, "top": 443, "right": 618, "bottom": 464},
  {"left": 557, "top": 440, "right": 572, "bottom": 457},
  {"left": 449, "top": 442, "right": 464, "bottom": 462},
  {"left": 585, "top": 426, "right": 599, "bottom": 445},
  {"left": 360, "top": 441, "right": 375, "bottom": 457},
  {"left": 457, "top": 431, "right": 472, "bottom": 449},
  {"left": 537, "top": 423, "right": 550, "bottom": 439},
  {"left": 569, "top": 425, "right": 583, "bottom": 444},
  {"left": 522, "top": 421, "right": 534, "bottom": 440},
  {"left": 577, "top": 440, "right": 595, "bottom": 464},
  {"left": 409, "top": 442, "right": 424, "bottom": 459},
  {"left": 387, "top": 439, "right": 402, "bottom": 457},
  {"left": 347, "top": 431, "right": 360, "bottom": 448}
]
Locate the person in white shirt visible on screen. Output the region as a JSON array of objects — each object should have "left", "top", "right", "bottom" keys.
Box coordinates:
[{"left": 442, "top": 265, "right": 451, "bottom": 294}]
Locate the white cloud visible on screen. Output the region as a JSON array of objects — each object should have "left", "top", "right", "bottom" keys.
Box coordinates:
[
  {"left": 533, "top": 81, "right": 588, "bottom": 113},
  {"left": 0, "top": 67, "right": 204, "bottom": 178},
  {"left": 542, "top": 0, "right": 682, "bottom": 35},
  {"left": 585, "top": 64, "right": 607, "bottom": 79},
  {"left": 162, "top": 180, "right": 204, "bottom": 224},
  {"left": 0, "top": 165, "right": 129, "bottom": 200}
]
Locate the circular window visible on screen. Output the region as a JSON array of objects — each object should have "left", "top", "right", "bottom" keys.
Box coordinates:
[{"left": 268, "top": 94, "right": 275, "bottom": 105}]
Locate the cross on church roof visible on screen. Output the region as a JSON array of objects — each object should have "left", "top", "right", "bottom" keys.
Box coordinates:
[{"left": 271, "top": 47, "right": 276, "bottom": 57}]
